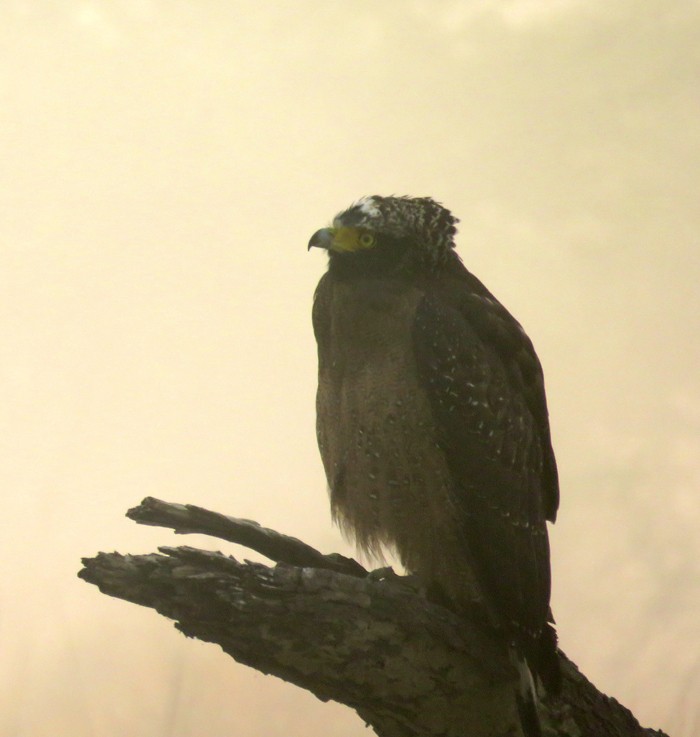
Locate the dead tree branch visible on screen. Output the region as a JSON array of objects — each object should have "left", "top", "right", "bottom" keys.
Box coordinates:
[{"left": 78, "top": 498, "right": 669, "bottom": 737}]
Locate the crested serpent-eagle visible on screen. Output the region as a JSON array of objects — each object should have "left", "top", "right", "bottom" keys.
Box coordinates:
[{"left": 309, "top": 195, "right": 560, "bottom": 734}]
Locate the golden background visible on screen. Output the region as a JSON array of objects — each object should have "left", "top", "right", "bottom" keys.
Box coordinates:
[{"left": 1, "top": 2, "right": 698, "bottom": 735}]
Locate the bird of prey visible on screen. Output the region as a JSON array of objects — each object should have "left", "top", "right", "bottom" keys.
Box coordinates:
[{"left": 309, "top": 195, "right": 560, "bottom": 732}]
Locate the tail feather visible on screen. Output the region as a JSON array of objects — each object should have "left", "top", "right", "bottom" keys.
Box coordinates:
[
  {"left": 511, "top": 647, "right": 542, "bottom": 737},
  {"left": 535, "top": 622, "right": 562, "bottom": 695},
  {"left": 511, "top": 621, "right": 561, "bottom": 737}
]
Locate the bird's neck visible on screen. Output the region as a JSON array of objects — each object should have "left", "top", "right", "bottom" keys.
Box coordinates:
[{"left": 328, "top": 244, "right": 444, "bottom": 282}]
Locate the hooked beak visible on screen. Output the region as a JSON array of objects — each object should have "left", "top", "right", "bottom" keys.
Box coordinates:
[{"left": 308, "top": 227, "right": 335, "bottom": 251}]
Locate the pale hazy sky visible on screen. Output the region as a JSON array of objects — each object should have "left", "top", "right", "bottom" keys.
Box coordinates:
[{"left": 1, "top": 2, "right": 699, "bottom": 736}]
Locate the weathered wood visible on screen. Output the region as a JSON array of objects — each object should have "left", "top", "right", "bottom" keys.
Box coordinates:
[
  {"left": 78, "top": 499, "right": 669, "bottom": 737},
  {"left": 126, "top": 496, "right": 367, "bottom": 577}
]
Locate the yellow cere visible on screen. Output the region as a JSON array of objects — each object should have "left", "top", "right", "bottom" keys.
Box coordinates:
[{"left": 330, "top": 226, "right": 376, "bottom": 253}]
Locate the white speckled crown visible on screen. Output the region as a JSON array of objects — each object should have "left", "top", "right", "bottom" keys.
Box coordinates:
[{"left": 334, "top": 195, "right": 460, "bottom": 260}]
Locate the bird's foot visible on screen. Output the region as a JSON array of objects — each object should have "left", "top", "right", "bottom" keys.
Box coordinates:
[{"left": 367, "top": 567, "right": 423, "bottom": 594}]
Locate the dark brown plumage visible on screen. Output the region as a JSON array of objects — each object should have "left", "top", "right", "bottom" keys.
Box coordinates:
[{"left": 309, "top": 196, "right": 560, "bottom": 719}]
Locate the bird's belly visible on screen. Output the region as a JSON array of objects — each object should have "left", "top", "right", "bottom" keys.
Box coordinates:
[
  {"left": 320, "top": 358, "right": 453, "bottom": 547},
  {"left": 317, "top": 343, "right": 487, "bottom": 614}
]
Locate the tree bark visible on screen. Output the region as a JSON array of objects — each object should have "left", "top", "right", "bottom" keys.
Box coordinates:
[{"left": 78, "top": 497, "right": 669, "bottom": 737}]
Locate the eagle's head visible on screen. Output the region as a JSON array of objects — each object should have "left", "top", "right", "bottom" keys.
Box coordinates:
[{"left": 308, "top": 196, "right": 459, "bottom": 273}]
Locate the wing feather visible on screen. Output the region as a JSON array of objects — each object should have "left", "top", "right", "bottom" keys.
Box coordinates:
[{"left": 411, "top": 278, "right": 556, "bottom": 642}]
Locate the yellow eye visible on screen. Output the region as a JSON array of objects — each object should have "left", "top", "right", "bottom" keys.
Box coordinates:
[{"left": 358, "top": 232, "right": 376, "bottom": 249}]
